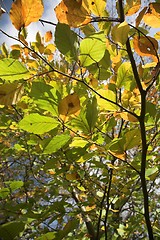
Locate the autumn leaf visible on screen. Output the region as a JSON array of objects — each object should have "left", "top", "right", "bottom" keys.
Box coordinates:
[
  {"left": 58, "top": 93, "right": 80, "bottom": 116},
  {"left": 111, "top": 21, "right": 130, "bottom": 46},
  {"left": 133, "top": 36, "right": 158, "bottom": 62},
  {"left": 87, "top": 0, "right": 106, "bottom": 16},
  {"left": 143, "top": 3, "right": 160, "bottom": 28},
  {"left": 0, "top": 83, "right": 24, "bottom": 105},
  {"left": 136, "top": 7, "right": 147, "bottom": 27},
  {"left": 54, "top": 0, "right": 91, "bottom": 28},
  {"left": 10, "top": 0, "right": 44, "bottom": 30},
  {"left": 44, "top": 31, "right": 52, "bottom": 42},
  {"left": 126, "top": 1, "right": 141, "bottom": 16},
  {"left": 117, "top": 112, "right": 138, "bottom": 122}
]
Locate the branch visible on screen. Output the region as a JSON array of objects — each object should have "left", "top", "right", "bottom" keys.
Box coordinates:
[
  {"left": 0, "top": 28, "right": 139, "bottom": 120},
  {"left": 118, "top": 1, "right": 154, "bottom": 239}
]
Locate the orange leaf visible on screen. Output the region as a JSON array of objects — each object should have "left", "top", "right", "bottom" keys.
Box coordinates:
[
  {"left": 126, "top": 4, "right": 141, "bottom": 16},
  {"left": 54, "top": 0, "right": 91, "bottom": 28},
  {"left": 133, "top": 36, "right": 158, "bottom": 62},
  {"left": 108, "top": 150, "right": 126, "bottom": 161},
  {"left": 10, "top": 0, "right": 44, "bottom": 30},
  {"left": 58, "top": 93, "right": 80, "bottom": 116},
  {"left": 44, "top": 31, "right": 52, "bottom": 42}
]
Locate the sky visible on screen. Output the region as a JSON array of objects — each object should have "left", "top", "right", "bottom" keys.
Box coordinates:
[{"left": 0, "top": 0, "right": 60, "bottom": 47}]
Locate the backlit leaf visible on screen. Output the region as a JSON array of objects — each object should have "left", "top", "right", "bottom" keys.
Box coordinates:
[
  {"left": 117, "top": 62, "right": 134, "bottom": 90},
  {"left": 126, "top": 0, "right": 141, "bottom": 16},
  {"left": 86, "top": 96, "right": 98, "bottom": 131},
  {"left": 10, "top": 0, "right": 44, "bottom": 30},
  {"left": 143, "top": 3, "right": 160, "bottom": 28},
  {"left": 44, "top": 31, "right": 52, "bottom": 42},
  {"left": 133, "top": 36, "right": 158, "bottom": 61},
  {"left": 55, "top": 23, "right": 78, "bottom": 61},
  {"left": 87, "top": 0, "right": 106, "bottom": 16},
  {"left": 43, "top": 133, "right": 71, "bottom": 154},
  {"left": 19, "top": 113, "right": 59, "bottom": 134},
  {"left": 54, "top": 0, "right": 90, "bottom": 28},
  {"left": 0, "top": 83, "right": 24, "bottom": 105},
  {"left": 79, "top": 32, "right": 106, "bottom": 66},
  {"left": 111, "top": 21, "right": 130, "bottom": 46},
  {"left": 58, "top": 93, "right": 80, "bottom": 116},
  {"left": 124, "top": 129, "right": 141, "bottom": 150},
  {"left": 97, "top": 89, "right": 118, "bottom": 111},
  {"left": 119, "top": 112, "right": 138, "bottom": 122},
  {"left": 0, "top": 58, "right": 30, "bottom": 81}
]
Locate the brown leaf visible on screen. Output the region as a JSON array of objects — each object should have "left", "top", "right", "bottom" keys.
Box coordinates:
[
  {"left": 10, "top": 0, "right": 44, "bottom": 30},
  {"left": 58, "top": 93, "right": 80, "bottom": 116},
  {"left": 54, "top": 0, "right": 91, "bottom": 28},
  {"left": 133, "top": 36, "right": 158, "bottom": 62},
  {"left": 0, "top": 83, "right": 24, "bottom": 106},
  {"left": 136, "top": 7, "right": 147, "bottom": 27}
]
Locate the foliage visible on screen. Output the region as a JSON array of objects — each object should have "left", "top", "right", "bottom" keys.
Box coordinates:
[{"left": 0, "top": 0, "right": 160, "bottom": 239}]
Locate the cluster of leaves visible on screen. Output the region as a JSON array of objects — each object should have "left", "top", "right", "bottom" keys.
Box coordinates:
[{"left": 0, "top": 0, "right": 159, "bottom": 239}]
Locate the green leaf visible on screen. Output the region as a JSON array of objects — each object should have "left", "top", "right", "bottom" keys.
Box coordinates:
[
  {"left": 55, "top": 219, "right": 79, "bottom": 240},
  {"left": 88, "top": 50, "right": 111, "bottom": 80},
  {"left": 109, "top": 138, "right": 125, "bottom": 154},
  {"left": 19, "top": 113, "right": 59, "bottom": 134},
  {"left": 43, "top": 132, "right": 71, "bottom": 154},
  {"left": 116, "top": 62, "right": 134, "bottom": 90},
  {"left": 97, "top": 89, "right": 118, "bottom": 111},
  {"left": 86, "top": 96, "right": 98, "bottom": 131},
  {"left": 0, "top": 221, "right": 25, "bottom": 240},
  {"left": 124, "top": 129, "right": 141, "bottom": 150},
  {"left": 0, "top": 58, "right": 30, "bottom": 81},
  {"left": 37, "top": 232, "right": 56, "bottom": 240},
  {"left": 8, "top": 180, "right": 23, "bottom": 192},
  {"left": 0, "top": 188, "right": 10, "bottom": 199},
  {"left": 79, "top": 32, "right": 106, "bottom": 66},
  {"left": 55, "top": 23, "right": 78, "bottom": 62}
]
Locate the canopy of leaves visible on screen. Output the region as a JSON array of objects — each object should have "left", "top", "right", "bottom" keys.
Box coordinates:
[{"left": 0, "top": 0, "right": 159, "bottom": 239}]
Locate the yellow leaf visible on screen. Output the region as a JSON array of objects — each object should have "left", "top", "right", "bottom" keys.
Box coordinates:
[
  {"left": 143, "top": 3, "right": 160, "bottom": 28},
  {"left": 10, "top": 0, "right": 44, "bottom": 30},
  {"left": 54, "top": 0, "right": 91, "bottom": 28},
  {"left": 58, "top": 93, "right": 80, "bottom": 116},
  {"left": 119, "top": 112, "right": 138, "bottom": 122},
  {"left": 85, "top": 205, "right": 96, "bottom": 212},
  {"left": 108, "top": 150, "right": 126, "bottom": 160},
  {"left": 97, "top": 89, "right": 118, "bottom": 111},
  {"left": 0, "top": 83, "right": 24, "bottom": 106},
  {"left": 111, "top": 21, "right": 130, "bottom": 46},
  {"left": 87, "top": 0, "right": 106, "bottom": 16},
  {"left": 44, "top": 44, "right": 56, "bottom": 55},
  {"left": 44, "top": 31, "right": 52, "bottom": 42},
  {"left": 154, "top": 31, "right": 160, "bottom": 40},
  {"left": 133, "top": 36, "right": 158, "bottom": 62}
]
